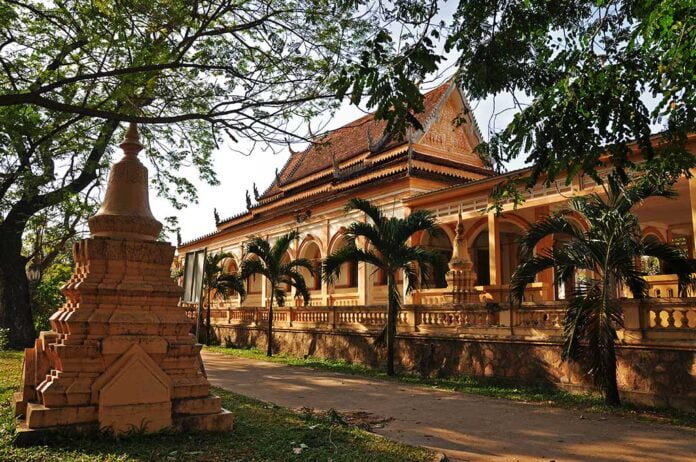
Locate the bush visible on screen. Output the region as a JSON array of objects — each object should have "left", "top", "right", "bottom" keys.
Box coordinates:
[{"left": 32, "top": 262, "right": 73, "bottom": 332}]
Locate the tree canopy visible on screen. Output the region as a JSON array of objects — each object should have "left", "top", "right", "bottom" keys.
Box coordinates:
[
  {"left": 0, "top": 1, "right": 369, "bottom": 139},
  {"left": 334, "top": 0, "right": 696, "bottom": 194},
  {"left": 0, "top": 0, "right": 372, "bottom": 348}
]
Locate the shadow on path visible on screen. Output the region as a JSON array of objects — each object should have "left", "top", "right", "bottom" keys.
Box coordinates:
[{"left": 202, "top": 351, "right": 696, "bottom": 462}]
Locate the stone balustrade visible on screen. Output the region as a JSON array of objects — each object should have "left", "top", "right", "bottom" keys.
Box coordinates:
[
  {"left": 182, "top": 297, "right": 696, "bottom": 344},
  {"left": 515, "top": 303, "right": 567, "bottom": 329}
]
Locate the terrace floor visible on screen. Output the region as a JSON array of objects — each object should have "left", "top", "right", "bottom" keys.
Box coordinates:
[{"left": 202, "top": 350, "right": 696, "bottom": 462}]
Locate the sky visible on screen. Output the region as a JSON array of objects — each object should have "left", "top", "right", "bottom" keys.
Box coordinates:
[
  {"left": 148, "top": 83, "right": 527, "bottom": 245},
  {"left": 148, "top": 2, "right": 529, "bottom": 245}
]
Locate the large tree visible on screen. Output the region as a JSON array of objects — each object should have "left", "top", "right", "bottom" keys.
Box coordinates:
[
  {"left": 0, "top": 0, "right": 371, "bottom": 348},
  {"left": 334, "top": 0, "right": 696, "bottom": 196},
  {"left": 322, "top": 199, "right": 446, "bottom": 376},
  {"left": 510, "top": 172, "right": 695, "bottom": 405}
]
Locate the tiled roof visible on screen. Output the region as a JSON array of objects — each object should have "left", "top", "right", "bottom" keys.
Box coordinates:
[{"left": 259, "top": 83, "right": 452, "bottom": 199}]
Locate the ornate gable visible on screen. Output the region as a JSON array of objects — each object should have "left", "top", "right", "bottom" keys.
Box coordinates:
[{"left": 415, "top": 85, "right": 484, "bottom": 168}]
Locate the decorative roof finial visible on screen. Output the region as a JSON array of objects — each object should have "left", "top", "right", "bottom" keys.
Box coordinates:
[
  {"left": 253, "top": 183, "right": 260, "bottom": 201},
  {"left": 214, "top": 208, "right": 220, "bottom": 225},
  {"left": 245, "top": 190, "right": 252, "bottom": 210}
]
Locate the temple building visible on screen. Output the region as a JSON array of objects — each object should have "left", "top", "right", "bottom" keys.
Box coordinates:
[
  {"left": 177, "top": 81, "right": 696, "bottom": 307},
  {"left": 175, "top": 80, "right": 696, "bottom": 411}
]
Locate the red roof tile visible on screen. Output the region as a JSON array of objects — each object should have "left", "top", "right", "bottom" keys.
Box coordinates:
[{"left": 260, "top": 82, "right": 452, "bottom": 199}]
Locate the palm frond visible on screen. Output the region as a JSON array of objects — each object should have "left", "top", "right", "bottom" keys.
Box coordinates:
[
  {"left": 282, "top": 258, "right": 314, "bottom": 275},
  {"left": 271, "top": 231, "right": 299, "bottom": 262},
  {"left": 510, "top": 254, "right": 556, "bottom": 303},
  {"left": 323, "top": 245, "right": 382, "bottom": 285},
  {"left": 402, "top": 263, "right": 419, "bottom": 294},
  {"left": 246, "top": 236, "right": 272, "bottom": 262},
  {"left": 240, "top": 258, "right": 269, "bottom": 281},
  {"left": 217, "top": 273, "right": 247, "bottom": 301},
  {"left": 620, "top": 174, "right": 678, "bottom": 212},
  {"left": 345, "top": 221, "right": 382, "bottom": 248},
  {"left": 397, "top": 210, "right": 439, "bottom": 244},
  {"left": 345, "top": 197, "right": 384, "bottom": 226},
  {"left": 517, "top": 214, "right": 583, "bottom": 258},
  {"left": 399, "top": 246, "right": 447, "bottom": 291},
  {"left": 273, "top": 287, "right": 286, "bottom": 307},
  {"left": 285, "top": 269, "right": 311, "bottom": 305},
  {"left": 640, "top": 238, "right": 696, "bottom": 296}
]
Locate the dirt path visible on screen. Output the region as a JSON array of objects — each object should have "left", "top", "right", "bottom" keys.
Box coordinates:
[{"left": 201, "top": 351, "right": 696, "bottom": 462}]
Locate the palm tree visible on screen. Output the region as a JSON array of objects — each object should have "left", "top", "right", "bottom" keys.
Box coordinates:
[
  {"left": 241, "top": 231, "right": 313, "bottom": 356},
  {"left": 510, "top": 173, "right": 695, "bottom": 405},
  {"left": 202, "top": 252, "right": 246, "bottom": 344},
  {"left": 322, "top": 198, "right": 447, "bottom": 376}
]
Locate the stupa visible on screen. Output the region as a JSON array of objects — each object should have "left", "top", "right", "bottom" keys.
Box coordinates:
[
  {"left": 14, "top": 123, "right": 233, "bottom": 441},
  {"left": 446, "top": 207, "right": 477, "bottom": 303}
]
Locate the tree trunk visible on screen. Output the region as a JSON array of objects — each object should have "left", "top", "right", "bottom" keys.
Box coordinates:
[
  {"left": 604, "top": 369, "right": 621, "bottom": 406},
  {"left": 266, "top": 292, "right": 274, "bottom": 357},
  {"left": 0, "top": 227, "right": 37, "bottom": 348},
  {"left": 386, "top": 273, "right": 398, "bottom": 376},
  {"left": 603, "top": 338, "right": 621, "bottom": 406}
]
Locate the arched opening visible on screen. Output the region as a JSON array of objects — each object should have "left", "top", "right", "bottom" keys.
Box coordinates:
[
  {"left": 499, "top": 222, "right": 524, "bottom": 285},
  {"left": 471, "top": 230, "right": 490, "bottom": 286},
  {"left": 220, "top": 257, "right": 241, "bottom": 298},
  {"left": 553, "top": 232, "right": 585, "bottom": 300},
  {"left": 329, "top": 234, "right": 358, "bottom": 288},
  {"left": 299, "top": 240, "right": 322, "bottom": 290},
  {"left": 469, "top": 221, "right": 525, "bottom": 287},
  {"left": 245, "top": 256, "right": 263, "bottom": 295},
  {"left": 280, "top": 251, "right": 293, "bottom": 293},
  {"left": 420, "top": 227, "right": 453, "bottom": 288},
  {"left": 639, "top": 232, "right": 667, "bottom": 276}
]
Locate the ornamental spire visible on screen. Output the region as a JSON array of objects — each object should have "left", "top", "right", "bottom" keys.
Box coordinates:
[
  {"left": 449, "top": 205, "right": 470, "bottom": 271},
  {"left": 88, "top": 123, "right": 162, "bottom": 240}
]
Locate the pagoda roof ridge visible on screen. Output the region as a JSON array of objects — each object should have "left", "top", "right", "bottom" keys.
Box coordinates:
[{"left": 257, "top": 81, "right": 457, "bottom": 201}]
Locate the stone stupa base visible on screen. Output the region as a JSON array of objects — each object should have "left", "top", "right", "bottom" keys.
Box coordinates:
[
  {"left": 13, "top": 123, "right": 233, "bottom": 443},
  {"left": 14, "top": 403, "right": 233, "bottom": 446},
  {"left": 13, "top": 238, "right": 234, "bottom": 442}
]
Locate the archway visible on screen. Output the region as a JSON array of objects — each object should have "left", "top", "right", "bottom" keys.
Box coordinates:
[
  {"left": 469, "top": 221, "right": 525, "bottom": 287},
  {"left": 220, "top": 256, "right": 241, "bottom": 298},
  {"left": 299, "top": 239, "right": 322, "bottom": 290},
  {"left": 420, "top": 227, "right": 453, "bottom": 288},
  {"left": 328, "top": 234, "right": 358, "bottom": 288},
  {"left": 244, "top": 255, "right": 263, "bottom": 295},
  {"left": 470, "top": 230, "right": 490, "bottom": 286},
  {"left": 499, "top": 221, "right": 524, "bottom": 285}
]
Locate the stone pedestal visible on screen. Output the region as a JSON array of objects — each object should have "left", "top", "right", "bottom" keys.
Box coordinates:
[{"left": 14, "top": 123, "right": 232, "bottom": 440}]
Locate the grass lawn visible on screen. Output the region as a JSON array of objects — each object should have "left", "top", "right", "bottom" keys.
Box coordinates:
[
  {"left": 0, "top": 351, "right": 433, "bottom": 461},
  {"left": 206, "top": 345, "right": 696, "bottom": 428}
]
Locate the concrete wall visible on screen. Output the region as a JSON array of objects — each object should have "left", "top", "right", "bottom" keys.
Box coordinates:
[{"left": 212, "top": 325, "right": 696, "bottom": 411}]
